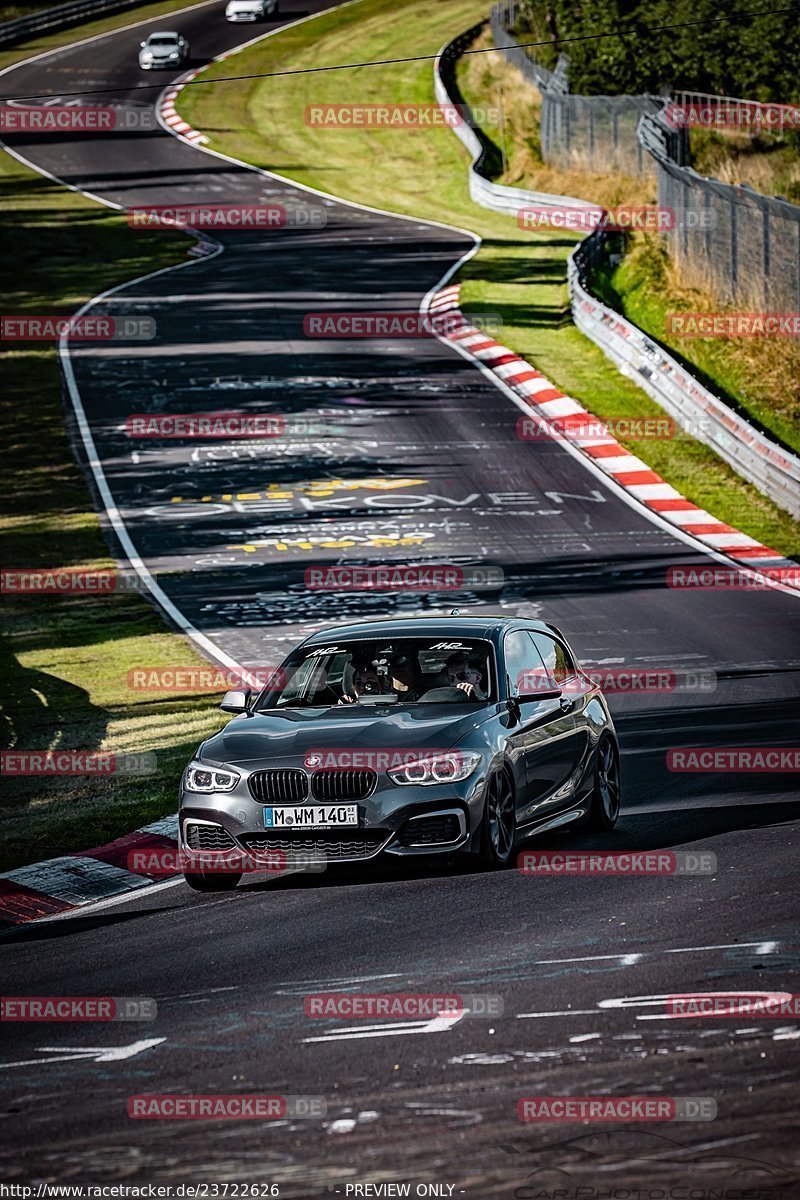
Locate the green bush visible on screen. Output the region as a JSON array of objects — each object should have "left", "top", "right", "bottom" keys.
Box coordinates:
[{"left": 515, "top": 0, "right": 800, "bottom": 101}]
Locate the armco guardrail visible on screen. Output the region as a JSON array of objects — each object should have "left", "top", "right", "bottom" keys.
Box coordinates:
[
  {"left": 0, "top": 0, "right": 151, "bottom": 47},
  {"left": 435, "top": 25, "right": 600, "bottom": 220},
  {"left": 434, "top": 27, "right": 800, "bottom": 522}
]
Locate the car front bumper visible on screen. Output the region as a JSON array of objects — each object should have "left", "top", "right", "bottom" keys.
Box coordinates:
[{"left": 179, "top": 763, "right": 487, "bottom": 866}]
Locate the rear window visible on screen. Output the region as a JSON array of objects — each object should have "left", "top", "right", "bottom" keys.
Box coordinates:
[{"left": 255, "top": 637, "right": 496, "bottom": 709}]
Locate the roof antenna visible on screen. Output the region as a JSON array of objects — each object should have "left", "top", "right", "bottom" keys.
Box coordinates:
[{"left": 449, "top": 608, "right": 461, "bottom": 616}]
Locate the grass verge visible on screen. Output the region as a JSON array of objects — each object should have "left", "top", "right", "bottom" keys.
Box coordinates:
[
  {"left": 179, "top": 0, "right": 800, "bottom": 556},
  {"left": 0, "top": 146, "right": 225, "bottom": 874},
  {"left": 689, "top": 127, "right": 800, "bottom": 205}
]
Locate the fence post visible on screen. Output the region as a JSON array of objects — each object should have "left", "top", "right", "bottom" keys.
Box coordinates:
[{"left": 730, "top": 194, "right": 738, "bottom": 300}]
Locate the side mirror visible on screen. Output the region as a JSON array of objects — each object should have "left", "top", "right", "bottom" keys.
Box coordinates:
[
  {"left": 220, "top": 688, "right": 251, "bottom": 713},
  {"left": 140, "top": 39, "right": 146, "bottom": 46},
  {"left": 505, "top": 673, "right": 520, "bottom": 720},
  {"left": 513, "top": 668, "right": 562, "bottom": 702}
]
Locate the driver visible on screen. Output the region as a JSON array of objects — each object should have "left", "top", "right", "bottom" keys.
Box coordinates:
[{"left": 445, "top": 652, "right": 488, "bottom": 700}]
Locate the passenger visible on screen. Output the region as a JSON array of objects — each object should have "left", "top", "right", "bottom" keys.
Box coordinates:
[
  {"left": 389, "top": 651, "right": 425, "bottom": 701},
  {"left": 340, "top": 658, "right": 385, "bottom": 703}
]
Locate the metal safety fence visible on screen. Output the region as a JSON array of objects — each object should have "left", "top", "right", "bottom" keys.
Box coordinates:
[
  {"left": 489, "top": 4, "right": 661, "bottom": 177},
  {"left": 639, "top": 106, "right": 800, "bottom": 311}
]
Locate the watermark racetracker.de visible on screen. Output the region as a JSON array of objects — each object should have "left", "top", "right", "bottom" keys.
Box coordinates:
[
  {"left": 1, "top": 316, "right": 155, "bottom": 341},
  {"left": 1, "top": 751, "right": 156, "bottom": 776}
]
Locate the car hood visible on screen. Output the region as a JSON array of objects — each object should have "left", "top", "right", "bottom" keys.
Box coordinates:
[
  {"left": 226, "top": 2, "right": 260, "bottom": 9},
  {"left": 200, "top": 705, "right": 495, "bottom": 767},
  {"left": 144, "top": 44, "right": 178, "bottom": 55}
]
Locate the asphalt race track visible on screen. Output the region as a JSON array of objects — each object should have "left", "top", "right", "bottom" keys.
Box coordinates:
[{"left": 1, "top": 1, "right": 799, "bottom": 1193}]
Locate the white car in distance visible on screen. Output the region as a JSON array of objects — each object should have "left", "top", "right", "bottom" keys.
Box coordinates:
[
  {"left": 225, "top": 0, "right": 278, "bottom": 21},
  {"left": 138, "top": 31, "right": 190, "bottom": 70}
]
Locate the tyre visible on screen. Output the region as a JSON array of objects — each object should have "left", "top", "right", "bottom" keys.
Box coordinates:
[
  {"left": 587, "top": 736, "right": 621, "bottom": 830},
  {"left": 480, "top": 769, "right": 517, "bottom": 866},
  {"left": 183, "top": 870, "right": 242, "bottom": 892}
]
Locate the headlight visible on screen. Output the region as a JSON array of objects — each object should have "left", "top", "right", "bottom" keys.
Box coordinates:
[
  {"left": 168, "top": 51, "right": 179, "bottom": 58},
  {"left": 184, "top": 761, "right": 240, "bottom": 793},
  {"left": 141, "top": 52, "right": 152, "bottom": 59},
  {"left": 388, "top": 752, "right": 481, "bottom": 786}
]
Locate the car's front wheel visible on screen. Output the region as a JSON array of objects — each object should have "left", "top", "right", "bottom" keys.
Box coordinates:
[
  {"left": 587, "top": 736, "right": 621, "bottom": 830},
  {"left": 183, "top": 870, "right": 242, "bottom": 892},
  {"left": 480, "top": 769, "right": 517, "bottom": 866}
]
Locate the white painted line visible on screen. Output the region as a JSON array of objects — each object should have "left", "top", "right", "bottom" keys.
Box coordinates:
[
  {"left": 275, "top": 973, "right": 403, "bottom": 993},
  {"left": 0, "top": 1052, "right": 111, "bottom": 1069},
  {"left": 160, "top": 986, "right": 238, "bottom": 1000},
  {"left": 517, "top": 1009, "right": 599, "bottom": 1019},
  {"left": 0, "top": 1037, "right": 165, "bottom": 1069},
  {"left": 38, "top": 1037, "right": 165, "bottom": 1061},
  {"left": 534, "top": 953, "right": 643, "bottom": 965},
  {"left": 303, "top": 1011, "right": 464, "bottom": 1042},
  {"left": 664, "top": 942, "right": 779, "bottom": 955}
]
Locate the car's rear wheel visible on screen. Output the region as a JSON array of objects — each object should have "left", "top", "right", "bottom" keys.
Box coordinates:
[
  {"left": 587, "top": 736, "right": 621, "bottom": 830},
  {"left": 481, "top": 769, "right": 517, "bottom": 866},
  {"left": 183, "top": 870, "right": 242, "bottom": 892}
]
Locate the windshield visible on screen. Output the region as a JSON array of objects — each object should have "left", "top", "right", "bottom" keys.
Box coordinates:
[
  {"left": 256, "top": 637, "right": 496, "bottom": 710},
  {"left": 149, "top": 35, "right": 178, "bottom": 44}
]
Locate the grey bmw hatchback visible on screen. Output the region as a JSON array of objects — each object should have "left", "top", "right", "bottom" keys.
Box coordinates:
[{"left": 178, "top": 615, "right": 621, "bottom": 890}]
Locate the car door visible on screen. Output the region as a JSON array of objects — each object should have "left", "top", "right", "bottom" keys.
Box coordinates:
[
  {"left": 529, "top": 628, "right": 592, "bottom": 763},
  {"left": 503, "top": 630, "right": 582, "bottom": 826}
]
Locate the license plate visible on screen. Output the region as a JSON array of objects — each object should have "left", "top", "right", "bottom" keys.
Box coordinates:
[{"left": 263, "top": 804, "right": 359, "bottom": 830}]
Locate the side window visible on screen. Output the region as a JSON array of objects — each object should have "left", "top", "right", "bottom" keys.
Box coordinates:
[
  {"left": 503, "top": 631, "right": 547, "bottom": 696},
  {"left": 528, "top": 632, "right": 576, "bottom": 686}
]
